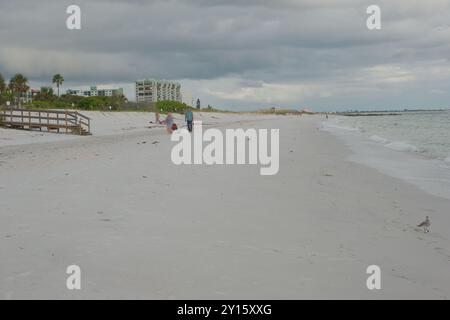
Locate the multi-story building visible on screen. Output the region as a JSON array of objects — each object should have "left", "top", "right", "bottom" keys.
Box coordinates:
[
  {"left": 66, "top": 86, "right": 124, "bottom": 98},
  {"left": 135, "top": 79, "right": 182, "bottom": 104},
  {"left": 20, "top": 88, "right": 40, "bottom": 104}
]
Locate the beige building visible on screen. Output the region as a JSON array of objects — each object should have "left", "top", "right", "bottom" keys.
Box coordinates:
[{"left": 135, "top": 79, "right": 182, "bottom": 104}]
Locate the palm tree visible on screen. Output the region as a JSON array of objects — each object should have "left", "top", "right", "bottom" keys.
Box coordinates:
[
  {"left": 0, "top": 73, "right": 5, "bottom": 93},
  {"left": 9, "top": 74, "right": 29, "bottom": 107},
  {"left": 52, "top": 74, "right": 64, "bottom": 97},
  {"left": 35, "top": 86, "right": 55, "bottom": 101}
]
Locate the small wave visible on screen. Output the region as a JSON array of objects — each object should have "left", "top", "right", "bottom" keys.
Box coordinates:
[
  {"left": 445, "top": 156, "right": 450, "bottom": 163},
  {"left": 322, "top": 121, "right": 359, "bottom": 132},
  {"left": 385, "top": 141, "right": 418, "bottom": 153},
  {"left": 370, "top": 135, "right": 389, "bottom": 144}
]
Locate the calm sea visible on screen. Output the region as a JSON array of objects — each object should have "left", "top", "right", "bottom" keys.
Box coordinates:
[
  {"left": 339, "top": 110, "right": 450, "bottom": 162},
  {"left": 322, "top": 110, "right": 450, "bottom": 200}
]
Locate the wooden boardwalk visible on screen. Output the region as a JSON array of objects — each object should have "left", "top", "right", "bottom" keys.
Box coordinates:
[{"left": 0, "top": 108, "right": 91, "bottom": 136}]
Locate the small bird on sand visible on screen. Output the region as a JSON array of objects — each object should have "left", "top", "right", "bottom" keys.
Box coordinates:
[{"left": 417, "top": 216, "right": 431, "bottom": 233}]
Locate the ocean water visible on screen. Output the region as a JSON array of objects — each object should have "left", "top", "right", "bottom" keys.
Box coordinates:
[
  {"left": 338, "top": 111, "right": 450, "bottom": 162},
  {"left": 322, "top": 110, "right": 450, "bottom": 200}
]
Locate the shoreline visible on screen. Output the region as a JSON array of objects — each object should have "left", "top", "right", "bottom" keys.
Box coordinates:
[
  {"left": 322, "top": 116, "right": 450, "bottom": 201},
  {"left": 1, "top": 113, "right": 450, "bottom": 299}
]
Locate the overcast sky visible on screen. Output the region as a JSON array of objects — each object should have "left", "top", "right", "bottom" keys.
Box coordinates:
[{"left": 1, "top": 0, "right": 449, "bottom": 111}]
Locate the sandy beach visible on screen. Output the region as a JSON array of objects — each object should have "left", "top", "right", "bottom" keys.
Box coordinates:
[{"left": 1, "top": 112, "right": 450, "bottom": 300}]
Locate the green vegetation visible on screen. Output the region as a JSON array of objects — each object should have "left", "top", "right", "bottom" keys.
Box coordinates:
[
  {"left": 153, "top": 100, "right": 191, "bottom": 113},
  {"left": 34, "top": 87, "right": 55, "bottom": 101},
  {"left": 255, "top": 108, "right": 301, "bottom": 115},
  {"left": 0, "top": 73, "right": 9, "bottom": 106},
  {"left": 0, "top": 73, "right": 29, "bottom": 107},
  {"left": 29, "top": 93, "right": 128, "bottom": 111},
  {"left": 0, "top": 91, "right": 13, "bottom": 106},
  {"left": 0, "top": 73, "right": 5, "bottom": 93},
  {"left": 152, "top": 101, "right": 229, "bottom": 114},
  {"left": 198, "top": 105, "right": 230, "bottom": 113},
  {"left": 8, "top": 74, "right": 29, "bottom": 107},
  {"left": 0, "top": 73, "right": 129, "bottom": 111}
]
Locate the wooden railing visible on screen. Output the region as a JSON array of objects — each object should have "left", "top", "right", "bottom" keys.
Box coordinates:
[{"left": 0, "top": 108, "right": 91, "bottom": 135}]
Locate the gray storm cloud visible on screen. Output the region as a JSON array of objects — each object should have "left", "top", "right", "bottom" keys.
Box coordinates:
[{"left": 0, "top": 0, "right": 449, "bottom": 110}]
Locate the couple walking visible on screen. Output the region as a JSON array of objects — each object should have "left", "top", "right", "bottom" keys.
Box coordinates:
[{"left": 162, "top": 108, "right": 194, "bottom": 134}]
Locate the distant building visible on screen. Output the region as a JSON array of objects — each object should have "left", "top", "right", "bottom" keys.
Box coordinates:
[
  {"left": 66, "top": 86, "right": 124, "bottom": 98},
  {"left": 135, "top": 79, "right": 182, "bottom": 104},
  {"left": 21, "top": 88, "right": 39, "bottom": 104}
]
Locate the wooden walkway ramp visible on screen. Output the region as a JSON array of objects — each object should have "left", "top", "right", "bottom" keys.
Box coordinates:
[{"left": 0, "top": 108, "right": 91, "bottom": 136}]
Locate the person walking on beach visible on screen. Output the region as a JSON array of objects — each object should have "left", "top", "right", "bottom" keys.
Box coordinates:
[
  {"left": 185, "top": 108, "right": 194, "bottom": 132},
  {"left": 165, "top": 112, "right": 174, "bottom": 134}
]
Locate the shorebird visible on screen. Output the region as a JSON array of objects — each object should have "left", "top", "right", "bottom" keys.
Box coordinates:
[{"left": 417, "top": 216, "right": 431, "bottom": 233}]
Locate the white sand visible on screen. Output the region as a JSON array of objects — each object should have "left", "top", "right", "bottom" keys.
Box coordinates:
[
  {"left": 0, "top": 111, "right": 272, "bottom": 148},
  {"left": 1, "top": 112, "right": 450, "bottom": 299}
]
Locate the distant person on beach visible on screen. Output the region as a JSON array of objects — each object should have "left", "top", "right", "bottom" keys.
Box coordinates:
[
  {"left": 185, "top": 108, "right": 194, "bottom": 132},
  {"left": 165, "top": 113, "right": 174, "bottom": 134},
  {"left": 155, "top": 112, "right": 161, "bottom": 124}
]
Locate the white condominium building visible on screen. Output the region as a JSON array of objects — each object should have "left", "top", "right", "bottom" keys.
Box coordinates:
[
  {"left": 66, "top": 86, "right": 124, "bottom": 98},
  {"left": 136, "top": 79, "right": 182, "bottom": 104}
]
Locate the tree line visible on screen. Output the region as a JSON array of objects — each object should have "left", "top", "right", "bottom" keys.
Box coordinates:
[
  {"left": 0, "top": 73, "right": 127, "bottom": 110},
  {"left": 0, "top": 73, "right": 65, "bottom": 105},
  {"left": 0, "top": 73, "right": 218, "bottom": 113}
]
